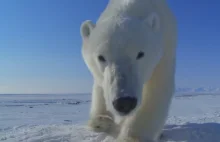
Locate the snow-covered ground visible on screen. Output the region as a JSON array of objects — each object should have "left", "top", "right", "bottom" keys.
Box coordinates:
[{"left": 0, "top": 93, "right": 220, "bottom": 142}]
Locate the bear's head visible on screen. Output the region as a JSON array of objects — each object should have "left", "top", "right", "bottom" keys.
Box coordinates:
[{"left": 80, "top": 13, "right": 163, "bottom": 117}]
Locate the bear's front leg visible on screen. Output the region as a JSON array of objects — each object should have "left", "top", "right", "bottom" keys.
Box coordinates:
[
  {"left": 116, "top": 86, "right": 174, "bottom": 142},
  {"left": 88, "top": 83, "right": 116, "bottom": 134}
]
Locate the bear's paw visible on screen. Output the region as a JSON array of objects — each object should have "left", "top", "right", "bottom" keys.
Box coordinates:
[{"left": 87, "top": 115, "right": 114, "bottom": 133}]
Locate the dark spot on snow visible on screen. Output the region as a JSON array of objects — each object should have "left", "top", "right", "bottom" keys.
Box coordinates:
[
  {"left": 160, "top": 133, "right": 165, "bottom": 139},
  {"left": 1, "top": 137, "right": 7, "bottom": 140},
  {"left": 67, "top": 101, "right": 81, "bottom": 105},
  {"left": 64, "top": 120, "right": 72, "bottom": 122}
]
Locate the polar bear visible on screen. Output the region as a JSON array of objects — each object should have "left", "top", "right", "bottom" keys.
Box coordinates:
[{"left": 80, "top": 0, "right": 177, "bottom": 141}]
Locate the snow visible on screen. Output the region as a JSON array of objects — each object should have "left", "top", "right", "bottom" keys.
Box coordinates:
[
  {"left": 0, "top": 94, "right": 220, "bottom": 142},
  {"left": 175, "top": 87, "right": 220, "bottom": 94}
]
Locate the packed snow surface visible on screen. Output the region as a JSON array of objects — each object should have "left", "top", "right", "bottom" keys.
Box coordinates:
[{"left": 0, "top": 93, "right": 220, "bottom": 142}]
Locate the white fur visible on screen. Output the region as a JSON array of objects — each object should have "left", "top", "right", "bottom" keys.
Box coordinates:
[{"left": 80, "top": 0, "right": 177, "bottom": 141}]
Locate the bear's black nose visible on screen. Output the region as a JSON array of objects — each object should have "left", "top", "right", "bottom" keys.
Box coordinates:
[{"left": 113, "top": 97, "right": 137, "bottom": 115}]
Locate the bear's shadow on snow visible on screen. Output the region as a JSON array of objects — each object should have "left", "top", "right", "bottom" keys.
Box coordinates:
[{"left": 162, "top": 123, "right": 220, "bottom": 142}]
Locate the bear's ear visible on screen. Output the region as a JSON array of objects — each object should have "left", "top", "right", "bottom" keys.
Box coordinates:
[
  {"left": 144, "top": 12, "right": 160, "bottom": 32},
  {"left": 80, "top": 20, "right": 95, "bottom": 40}
]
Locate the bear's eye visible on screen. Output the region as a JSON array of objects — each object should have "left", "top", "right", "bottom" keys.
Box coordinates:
[
  {"left": 136, "top": 51, "right": 145, "bottom": 60},
  {"left": 98, "top": 55, "right": 106, "bottom": 62}
]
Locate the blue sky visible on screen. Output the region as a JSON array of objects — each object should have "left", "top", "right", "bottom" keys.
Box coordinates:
[{"left": 0, "top": 0, "right": 219, "bottom": 94}]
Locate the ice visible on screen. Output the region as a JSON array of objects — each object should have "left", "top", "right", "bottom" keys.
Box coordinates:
[{"left": 0, "top": 94, "right": 220, "bottom": 142}]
